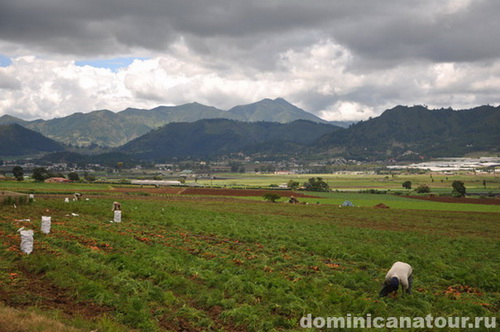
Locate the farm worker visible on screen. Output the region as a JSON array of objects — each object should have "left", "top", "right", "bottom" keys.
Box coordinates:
[
  {"left": 379, "top": 261, "right": 413, "bottom": 297},
  {"left": 112, "top": 202, "right": 122, "bottom": 223},
  {"left": 73, "top": 193, "right": 82, "bottom": 201},
  {"left": 112, "top": 201, "right": 121, "bottom": 211}
]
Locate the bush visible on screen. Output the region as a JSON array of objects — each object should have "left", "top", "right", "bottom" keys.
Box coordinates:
[
  {"left": 303, "top": 177, "right": 329, "bottom": 192},
  {"left": 68, "top": 172, "right": 80, "bottom": 182},
  {"left": 415, "top": 184, "right": 431, "bottom": 194},
  {"left": 451, "top": 180, "right": 466, "bottom": 198},
  {"left": 2, "top": 195, "right": 29, "bottom": 206},
  {"left": 263, "top": 193, "right": 281, "bottom": 203}
]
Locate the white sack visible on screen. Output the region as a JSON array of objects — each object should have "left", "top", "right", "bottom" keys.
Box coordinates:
[
  {"left": 64, "top": 197, "right": 69, "bottom": 203},
  {"left": 19, "top": 228, "right": 34, "bottom": 254},
  {"left": 114, "top": 210, "right": 122, "bottom": 223},
  {"left": 41, "top": 216, "right": 51, "bottom": 234}
]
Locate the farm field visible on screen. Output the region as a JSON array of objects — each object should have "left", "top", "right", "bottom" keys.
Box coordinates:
[
  {"left": 0, "top": 181, "right": 499, "bottom": 331},
  {"left": 193, "top": 172, "right": 500, "bottom": 192}
]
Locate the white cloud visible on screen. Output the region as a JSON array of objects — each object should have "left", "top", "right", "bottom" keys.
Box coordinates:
[
  {"left": 320, "top": 101, "right": 376, "bottom": 121},
  {"left": 1, "top": 1, "right": 500, "bottom": 122},
  {"left": 1, "top": 38, "right": 499, "bottom": 122}
]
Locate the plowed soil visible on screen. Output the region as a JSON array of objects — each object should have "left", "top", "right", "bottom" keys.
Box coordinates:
[{"left": 108, "top": 186, "right": 319, "bottom": 198}]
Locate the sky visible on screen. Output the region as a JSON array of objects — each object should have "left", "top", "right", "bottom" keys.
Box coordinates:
[{"left": 0, "top": 0, "right": 499, "bottom": 121}]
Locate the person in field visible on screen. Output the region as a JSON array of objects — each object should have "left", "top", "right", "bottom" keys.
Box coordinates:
[
  {"left": 112, "top": 201, "right": 121, "bottom": 211},
  {"left": 379, "top": 261, "right": 413, "bottom": 297}
]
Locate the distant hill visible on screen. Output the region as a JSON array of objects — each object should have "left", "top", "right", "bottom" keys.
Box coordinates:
[
  {"left": 3, "top": 102, "right": 497, "bottom": 161},
  {"left": 119, "top": 119, "right": 341, "bottom": 160},
  {"left": 4, "top": 98, "right": 328, "bottom": 147},
  {"left": 0, "top": 124, "right": 64, "bottom": 156},
  {"left": 0, "top": 115, "right": 28, "bottom": 126},
  {"left": 24, "top": 110, "right": 151, "bottom": 147},
  {"left": 316, "top": 105, "right": 500, "bottom": 159},
  {"left": 328, "top": 120, "right": 357, "bottom": 128},
  {"left": 119, "top": 102, "right": 242, "bottom": 129},
  {"left": 227, "top": 98, "right": 327, "bottom": 123}
]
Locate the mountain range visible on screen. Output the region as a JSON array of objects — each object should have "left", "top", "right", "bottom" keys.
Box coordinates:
[
  {"left": 119, "top": 119, "right": 340, "bottom": 160},
  {"left": 317, "top": 105, "right": 500, "bottom": 159},
  {"left": 0, "top": 98, "right": 327, "bottom": 147},
  {"left": 0, "top": 101, "right": 498, "bottom": 161}
]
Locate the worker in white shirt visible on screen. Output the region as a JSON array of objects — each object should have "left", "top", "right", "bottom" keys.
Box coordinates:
[{"left": 379, "top": 261, "right": 413, "bottom": 297}]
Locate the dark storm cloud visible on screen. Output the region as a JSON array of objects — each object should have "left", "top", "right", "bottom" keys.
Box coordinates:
[
  {"left": 327, "top": 1, "right": 500, "bottom": 65},
  {"left": 1, "top": 0, "right": 499, "bottom": 121},
  {"left": 2, "top": 0, "right": 499, "bottom": 65}
]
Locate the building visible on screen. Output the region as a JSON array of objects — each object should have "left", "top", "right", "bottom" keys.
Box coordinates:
[{"left": 45, "top": 177, "right": 71, "bottom": 183}]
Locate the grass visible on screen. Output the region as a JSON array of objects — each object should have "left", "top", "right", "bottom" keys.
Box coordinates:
[
  {"left": 194, "top": 172, "right": 500, "bottom": 192},
  {"left": 0, "top": 181, "right": 499, "bottom": 331},
  {"left": 0, "top": 302, "right": 85, "bottom": 332},
  {"left": 239, "top": 192, "right": 500, "bottom": 213}
]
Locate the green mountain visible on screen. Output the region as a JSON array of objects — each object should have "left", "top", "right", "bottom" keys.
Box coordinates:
[
  {"left": 316, "top": 105, "right": 500, "bottom": 159},
  {"left": 0, "top": 114, "right": 28, "bottom": 125},
  {"left": 227, "top": 98, "right": 327, "bottom": 123},
  {"left": 13, "top": 98, "right": 327, "bottom": 147},
  {"left": 0, "top": 124, "right": 64, "bottom": 156},
  {"left": 4, "top": 102, "right": 496, "bottom": 161},
  {"left": 119, "top": 119, "right": 341, "bottom": 160},
  {"left": 120, "top": 102, "right": 241, "bottom": 127},
  {"left": 24, "top": 110, "right": 151, "bottom": 147}
]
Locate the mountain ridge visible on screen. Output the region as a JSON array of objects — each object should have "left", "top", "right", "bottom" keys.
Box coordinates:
[
  {"left": 317, "top": 105, "right": 500, "bottom": 159},
  {"left": 0, "top": 124, "right": 65, "bottom": 156},
  {"left": 119, "top": 119, "right": 341, "bottom": 160},
  {"left": 1, "top": 103, "right": 498, "bottom": 161},
  {"left": 4, "top": 98, "right": 329, "bottom": 147}
]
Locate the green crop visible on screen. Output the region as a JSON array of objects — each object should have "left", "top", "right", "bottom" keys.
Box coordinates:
[{"left": 0, "top": 183, "right": 498, "bottom": 331}]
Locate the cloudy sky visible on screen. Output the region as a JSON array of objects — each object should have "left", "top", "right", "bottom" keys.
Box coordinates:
[{"left": 1, "top": 0, "right": 499, "bottom": 121}]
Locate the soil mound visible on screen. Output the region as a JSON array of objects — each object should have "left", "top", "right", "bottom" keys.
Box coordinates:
[{"left": 373, "top": 203, "right": 390, "bottom": 209}]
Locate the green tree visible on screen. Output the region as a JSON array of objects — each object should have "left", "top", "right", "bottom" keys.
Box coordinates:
[
  {"left": 83, "top": 172, "right": 96, "bottom": 182},
  {"left": 402, "top": 181, "right": 412, "bottom": 190},
  {"left": 263, "top": 193, "right": 281, "bottom": 203},
  {"left": 415, "top": 184, "right": 430, "bottom": 194},
  {"left": 67, "top": 172, "right": 80, "bottom": 182},
  {"left": 32, "top": 167, "right": 50, "bottom": 182},
  {"left": 287, "top": 180, "right": 300, "bottom": 190},
  {"left": 452, "top": 180, "right": 466, "bottom": 197},
  {"left": 304, "top": 177, "right": 329, "bottom": 192},
  {"left": 229, "top": 162, "right": 241, "bottom": 173},
  {"left": 12, "top": 166, "right": 24, "bottom": 181}
]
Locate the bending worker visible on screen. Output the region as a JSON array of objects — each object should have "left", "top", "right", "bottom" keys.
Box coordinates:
[{"left": 379, "top": 261, "right": 413, "bottom": 297}]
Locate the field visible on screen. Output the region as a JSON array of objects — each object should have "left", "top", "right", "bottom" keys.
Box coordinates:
[
  {"left": 192, "top": 172, "right": 500, "bottom": 193},
  {"left": 0, "top": 178, "right": 499, "bottom": 331}
]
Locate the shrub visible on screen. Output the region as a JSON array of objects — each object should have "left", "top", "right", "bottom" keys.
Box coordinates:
[
  {"left": 263, "top": 193, "right": 281, "bottom": 203},
  {"left": 415, "top": 184, "right": 431, "bottom": 194},
  {"left": 303, "top": 177, "right": 329, "bottom": 192},
  {"left": 451, "top": 180, "right": 466, "bottom": 198}
]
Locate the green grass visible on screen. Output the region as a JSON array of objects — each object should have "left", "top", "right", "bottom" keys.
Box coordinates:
[
  {"left": 0, "top": 180, "right": 116, "bottom": 192},
  {"left": 0, "top": 188, "right": 498, "bottom": 331},
  {"left": 195, "top": 172, "right": 500, "bottom": 192},
  {"left": 239, "top": 192, "right": 500, "bottom": 213}
]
